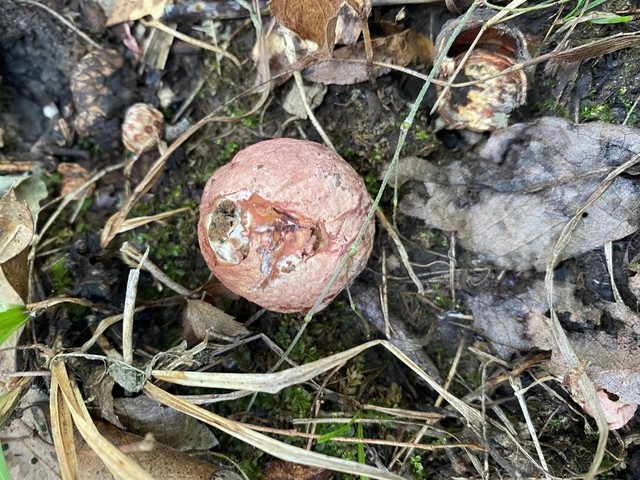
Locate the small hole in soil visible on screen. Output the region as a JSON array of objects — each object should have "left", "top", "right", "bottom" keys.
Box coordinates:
[{"left": 581, "top": 212, "right": 589, "bottom": 218}]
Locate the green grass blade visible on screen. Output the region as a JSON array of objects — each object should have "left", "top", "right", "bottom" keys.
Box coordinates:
[
  {"left": 317, "top": 412, "right": 360, "bottom": 443},
  {"left": 590, "top": 14, "right": 633, "bottom": 23},
  {"left": 0, "top": 447, "right": 9, "bottom": 480}
]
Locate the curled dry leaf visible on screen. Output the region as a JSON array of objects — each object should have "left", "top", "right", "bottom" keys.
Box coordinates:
[
  {"left": 270, "top": 0, "right": 370, "bottom": 55},
  {"left": 183, "top": 299, "right": 250, "bottom": 343},
  {"left": 0, "top": 188, "right": 34, "bottom": 303},
  {"left": 398, "top": 117, "right": 640, "bottom": 271},
  {"left": 198, "top": 138, "right": 374, "bottom": 313},
  {"left": 0, "top": 189, "right": 32, "bottom": 264}
]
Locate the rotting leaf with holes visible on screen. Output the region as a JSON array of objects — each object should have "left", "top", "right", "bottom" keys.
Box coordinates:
[{"left": 398, "top": 117, "right": 640, "bottom": 271}]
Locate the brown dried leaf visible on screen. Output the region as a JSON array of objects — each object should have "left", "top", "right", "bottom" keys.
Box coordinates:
[
  {"left": 399, "top": 117, "right": 640, "bottom": 271},
  {"left": 304, "top": 29, "right": 431, "bottom": 85},
  {"left": 76, "top": 420, "right": 224, "bottom": 479},
  {"left": 270, "top": 0, "right": 343, "bottom": 54},
  {"left": 106, "top": 0, "right": 170, "bottom": 26},
  {"left": 0, "top": 188, "right": 34, "bottom": 302},
  {"left": 0, "top": 189, "right": 32, "bottom": 264},
  {"left": 183, "top": 299, "right": 249, "bottom": 342},
  {"left": 270, "top": 0, "right": 369, "bottom": 55},
  {"left": 262, "top": 459, "right": 332, "bottom": 480},
  {"left": 58, "top": 162, "right": 94, "bottom": 199}
]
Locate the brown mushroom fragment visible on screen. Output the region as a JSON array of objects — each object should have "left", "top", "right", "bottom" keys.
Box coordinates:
[
  {"left": 433, "top": 9, "right": 530, "bottom": 131},
  {"left": 198, "top": 139, "right": 374, "bottom": 313}
]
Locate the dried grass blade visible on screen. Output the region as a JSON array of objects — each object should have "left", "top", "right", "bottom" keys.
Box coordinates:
[
  {"left": 143, "top": 382, "right": 403, "bottom": 480},
  {"left": 116, "top": 207, "right": 191, "bottom": 235},
  {"left": 153, "top": 340, "right": 380, "bottom": 392},
  {"left": 155, "top": 339, "right": 483, "bottom": 430},
  {"left": 50, "top": 373, "right": 78, "bottom": 480},
  {"left": 50, "top": 360, "right": 154, "bottom": 480}
]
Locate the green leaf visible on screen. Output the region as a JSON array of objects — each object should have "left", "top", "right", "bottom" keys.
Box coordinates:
[
  {"left": 0, "top": 447, "right": 9, "bottom": 480},
  {"left": 0, "top": 303, "right": 28, "bottom": 347},
  {"left": 357, "top": 421, "right": 367, "bottom": 480}
]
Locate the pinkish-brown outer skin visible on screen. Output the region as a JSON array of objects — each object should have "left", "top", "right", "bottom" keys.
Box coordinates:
[{"left": 198, "top": 138, "right": 374, "bottom": 313}]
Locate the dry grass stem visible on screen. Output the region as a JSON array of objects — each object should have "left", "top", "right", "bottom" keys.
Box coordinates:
[
  {"left": 143, "top": 381, "right": 404, "bottom": 480},
  {"left": 141, "top": 19, "right": 241, "bottom": 67},
  {"left": 123, "top": 248, "right": 148, "bottom": 365},
  {"left": 51, "top": 360, "right": 154, "bottom": 479},
  {"left": 376, "top": 208, "right": 424, "bottom": 295},
  {"left": 120, "top": 242, "right": 192, "bottom": 297}
]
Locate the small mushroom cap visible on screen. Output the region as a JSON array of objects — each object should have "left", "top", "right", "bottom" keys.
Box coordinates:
[
  {"left": 122, "top": 103, "right": 164, "bottom": 155},
  {"left": 198, "top": 138, "right": 374, "bottom": 313}
]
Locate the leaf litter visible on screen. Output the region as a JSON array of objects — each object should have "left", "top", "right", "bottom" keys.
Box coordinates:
[
  {"left": 398, "top": 116, "right": 640, "bottom": 271},
  {"left": 3, "top": 0, "right": 640, "bottom": 478}
]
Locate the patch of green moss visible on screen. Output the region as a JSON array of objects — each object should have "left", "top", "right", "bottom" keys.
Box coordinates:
[
  {"left": 535, "top": 98, "right": 570, "bottom": 119},
  {"left": 580, "top": 102, "right": 614, "bottom": 123},
  {"left": 47, "top": 256, "right": 72, "bottom": 294}
]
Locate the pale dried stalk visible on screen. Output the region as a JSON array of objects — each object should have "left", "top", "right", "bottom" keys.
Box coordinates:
[
  {"left": 50, "top": 373, "right": 77, "bottom": 479},
  {"left": 123, "top": 248, "right": 148, "bottom": 365},
  {"left": 50, "top": 360, "right": 154, "bottom": 480}
]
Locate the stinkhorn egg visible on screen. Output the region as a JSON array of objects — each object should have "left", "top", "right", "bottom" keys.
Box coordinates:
[{"left": 198, "top": 138, "right": 375, "bottom": 313}]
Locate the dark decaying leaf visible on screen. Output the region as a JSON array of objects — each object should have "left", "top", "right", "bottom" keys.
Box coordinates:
[
  {"left": 527, "top": 300, "right": 640, "bottom": 406},
  {"left": 464, "top": 280, "right": 640, "bottom": 405},
  {"left": 399, "top": 117, "right": 640, "bottom": 271},
  {"left": 114, "top": 395, "right": 218, "bottom": 451},
  {"left": 261, "top": 459, "right": 332, "bottom": 480},
  {"left": 464, "top": 280, "right": 601, "bottom": 359}
]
